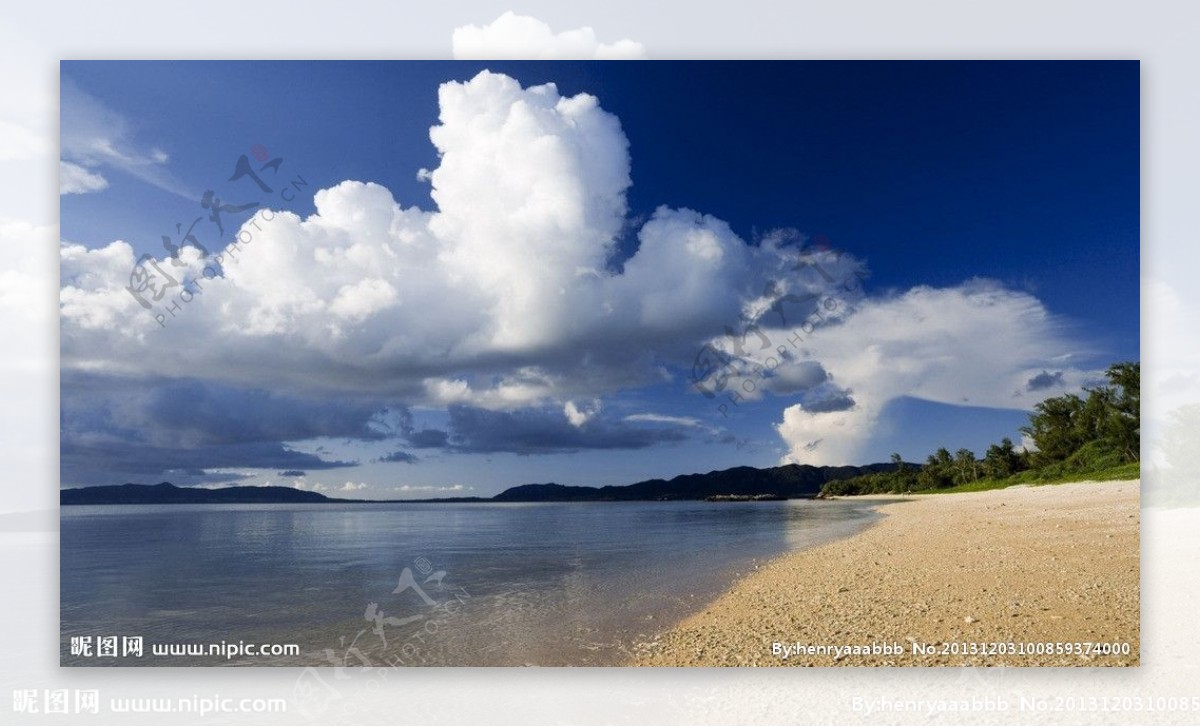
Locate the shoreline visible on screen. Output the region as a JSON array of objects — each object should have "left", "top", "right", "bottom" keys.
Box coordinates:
[{"left": 632, "top": 479, "right": 1140, "bottom": 666}]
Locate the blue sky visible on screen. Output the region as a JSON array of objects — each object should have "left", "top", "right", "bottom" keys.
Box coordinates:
[{"left": 59, "top": 61, "right": 1139, "bottom": 497}]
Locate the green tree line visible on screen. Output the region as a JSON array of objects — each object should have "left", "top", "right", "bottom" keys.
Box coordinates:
[{"left": 821, "top": 362, "right": 1140, "bottom": 496}]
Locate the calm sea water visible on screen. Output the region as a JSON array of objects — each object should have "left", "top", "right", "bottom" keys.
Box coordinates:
[{"left": 60, "top": 499, "right": 881, "bottom": 666}]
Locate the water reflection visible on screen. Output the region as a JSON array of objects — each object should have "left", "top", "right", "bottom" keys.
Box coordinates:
[{"left": 61, "top": 499, "right": 880, "bottom": 666}]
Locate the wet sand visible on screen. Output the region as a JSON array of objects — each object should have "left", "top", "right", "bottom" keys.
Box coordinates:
[{"left": 633, "top": 480, "right": 1140, "bottom": 666}]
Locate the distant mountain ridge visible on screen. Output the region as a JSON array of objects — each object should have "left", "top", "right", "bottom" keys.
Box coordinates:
[
  {"left": 62, "top": 463, "right": 904, "bottom": 505},
  {"left": 60, "top": 482, "right": 342, "bottom": 505}
]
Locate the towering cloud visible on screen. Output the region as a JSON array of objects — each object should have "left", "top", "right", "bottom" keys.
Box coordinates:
[{"left": 60, "top": 71, "right": 820, "bottom": 403}]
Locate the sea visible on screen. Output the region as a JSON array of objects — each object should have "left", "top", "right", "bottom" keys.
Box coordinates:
[{"left": 60, "top": 499, "right": 882, "bottom": 666}]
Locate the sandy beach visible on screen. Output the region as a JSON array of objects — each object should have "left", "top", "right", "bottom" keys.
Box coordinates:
[{"left": 633, "top": 480, "right": 1139, "bottom": 666}]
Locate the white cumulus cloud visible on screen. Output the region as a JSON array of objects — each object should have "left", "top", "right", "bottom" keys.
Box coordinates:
[
  {"left": 564, "top": 399, "right": 601, "bottom": 428},
  {"left": 59, "top": 160, "right": 108, "bottom": 195},
  {"left": 452, "top": 12, "right": 646, "bottom": 60},
  {"left": 769, "top": 281, "right": 1100, "bottom": 465}
]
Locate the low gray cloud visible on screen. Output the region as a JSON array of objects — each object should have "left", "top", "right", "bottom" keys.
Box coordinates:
[
  {"left": 406, "top": 429, "right": 451, "bottom": 449},
  {"left": 1026, "top": 370, "right": 1065, "bottom": 391},
  {"left": 797, "top": 382, "right": 856, "bottom": 413},
  {"left": 136, "top": 380, "right": 390, "bottom": 447},
  {"left": 761, "top": 360, "right": 830, "bottom": 395},
  {"left": 440, "top": 405, "right": 691, "bottom": 455},
  {"left": 61, "top": 440, "right": 354, "bottom": 487},
  {"left": 377, "top": 450, "right": 418, "bottom": 464},
  {"left": 60, "top": 374, "right": 371, "bottom": 486}
]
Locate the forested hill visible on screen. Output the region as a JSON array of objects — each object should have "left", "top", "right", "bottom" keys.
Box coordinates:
[
  {"left": 492, "top": 463, "right": 902, "bottom": 502},
  {"left": 60, "top": 482, "right": 344, "bottom": 505},
  {"left": 821, "top": 361, "right": 1140, "bottom": 496}
]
